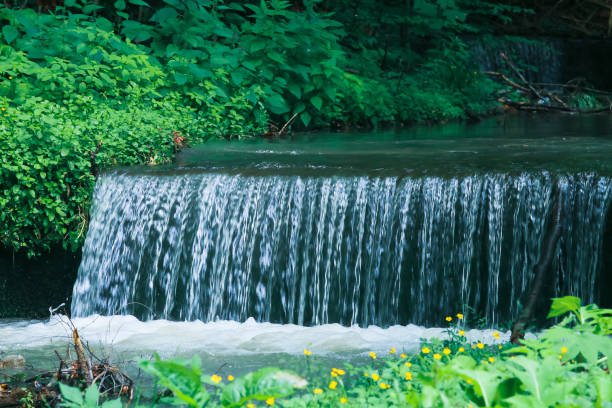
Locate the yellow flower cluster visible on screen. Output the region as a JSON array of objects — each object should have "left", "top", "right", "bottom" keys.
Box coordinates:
[
  {"left": 303, "top": 348, "right": 312, "bottom": 356},
  {"left": 331, "top": 367, "right": 345, "bottom": 376},
  {"left": 210, "top": 374, "right": 222, "bottom": 384}
]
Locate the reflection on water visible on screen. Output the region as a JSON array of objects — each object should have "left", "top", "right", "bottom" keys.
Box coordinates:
[{"left": 170, "top": 114, "right": 612, "bottom": 177}]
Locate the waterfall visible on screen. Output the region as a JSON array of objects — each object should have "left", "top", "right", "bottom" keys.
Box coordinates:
[
  {"left": 72, "top": 172, "right": 611, "bottom": 327},
  {"left": 469, "top": 37, "right": 564, "bottom": 84}
]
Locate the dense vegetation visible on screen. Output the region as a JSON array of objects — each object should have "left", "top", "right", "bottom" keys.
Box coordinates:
[
  {"left": 55, "top": 296, "right": 611, "bottom": 407},
  {"left": 0, "top": 0, "right": 535, "bottom": 256}
]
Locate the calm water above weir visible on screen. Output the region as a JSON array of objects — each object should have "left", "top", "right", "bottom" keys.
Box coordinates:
[{"left": 3, "top": 114, "right": 612, "bottom": 382}]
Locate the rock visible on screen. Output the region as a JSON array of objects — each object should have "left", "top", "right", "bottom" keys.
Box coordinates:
[{"left": 0, "top": 355, "right": 25, "bottom": 369}]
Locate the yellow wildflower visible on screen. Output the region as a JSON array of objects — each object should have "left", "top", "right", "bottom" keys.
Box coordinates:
[
  {"left": 445, "top": 316, "right": 452, "bottom": 322},
  {"left": 371, "top": 373, "right": 380, "bottom": 381},
  {"left": 331, "top": 371, "right": 338, "bottom": 377},
  {"left": 458, "top": 330, "right": 465, "bottom": 336},
  {"left": 467, "top": 379, "right": 472, "bottom": 384},
  {"left": 498, "top": 345, "right": 502, "bottom": 350},
  {"left": 558, "top": 355, "right": 563, "bottom": 359},
  {"left": 210, "top": 374, "right": 222, "bottom": 384},
  {"left": 304, "top": 348, "right": 312, "bottom": 356},
  {"left": 433, "top": 353, "right": 442, "bottom": 360},
  {"left": 421, "top": 347, "right": 431, "bottom": 354},
  {"left": 8, "top": 77, "right": 12, "bottom": 80},
  {"left": 443, "top": 348, "right": 451, "bottom": 355},
  {"left": 334, "top": 368, "right": 345, "bottom": 375},
  {"left": 389, "top": 347, "right": 396, "bottom": 354},
  {"left": 476, "top": 343, "right": 484, "bottom": 349},
  {"left": 456, "top": 313, "right": 463, "bottom": 319},
  {"left": 405, "top": 362, "right": 412, "bottom": 367},
  {"left": 266, "top": 397, "right": 274, "bottom": 406},
  {"left": 247, "top": 404, "right": 255, "bottom": 408},
  {"left": 369, "top": 352, "right": 376, "bottom": 359},
  {"left": 329, "top": 381, "right": 337, "bottom": 390},
  {"left": 340, "top": 397, "right": 347, "bottom": 404},
  {"left": 488, "top": 357, "right": 495, "bottom": 363},
  {"left": 458, "top": 347, "right": 465, "bottom": 352},
  {"left": 405, "top": 372, "right": 412, "bottom": 380},
  {"left": 493, "top": 332, "right": 500, "bottom": 340},
  {"left": 364, "top": 373, "right": 369, "bottom": 377},
  {"left": 379, "top": 383, "right": 390, "bottom": 389},
  {"left": 227, "top": 375, "right": 234, "bottom": 381},
  {"left": 400, "top": 353, "right": 407, "bottom": 359},
  {"left": 1, "top": 108, "right": 5, "bottom": 111},
  {"left": 314, "top": 388, "right": 323, "bottom": 394},
  {"left": 561, "top": 347, "right": 567, "bottom": 354}
]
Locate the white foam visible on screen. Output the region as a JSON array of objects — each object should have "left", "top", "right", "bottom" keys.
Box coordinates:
[{"left": 0, "top": 315, "right": 511, "bottom": 357}]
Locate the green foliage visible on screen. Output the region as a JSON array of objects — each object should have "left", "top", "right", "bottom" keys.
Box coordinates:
[
  {"left": 139, "top": 355, "right": 307, "bottom": 407},
  {"left": 132, "top": 298, "right": 611, "bottom": 407},
  {"left": 59, "top": 383, "right": 122, "bottom": 408}
]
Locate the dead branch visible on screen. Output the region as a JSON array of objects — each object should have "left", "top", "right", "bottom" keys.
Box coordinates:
[{"left": 278, "top": 112, "right": 300, "bottom": 137}]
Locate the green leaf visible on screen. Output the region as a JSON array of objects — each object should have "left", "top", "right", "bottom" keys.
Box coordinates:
[
  {"left": 230, "top": 69, "right": 247, "bottom": 86},
  {"left": 174, "top": 72, "right": 188, "bottom": 86},
  {"left": 59, "top": 383, "right": 84, "bottom": 406},
  {"left": 101, "top": 399, "right": 122, "bottom": 408},
  {"left": 300, "top": 111, "right": 311, "bottom": 126},
  {"left": 221, "top": 368, "right": 306, "bottom": 408},
  {"left": 128, "top": 0, "right": 149, "bottom": 6},
  {"left": 60, "top": 148, "right": 69, "bottom": 157},
  {"left": 140, "top": 356, "right": 209, "bottom": 408},
  {"left": 114, "top": 0, "right": 126, "bottom": 10},
  {"left": 310, "top": 96, "right": 323, "bottom": 111},
  {"left": 287, "top": 83, "right": 301, "bottom": 99},
  {"left": 83, "top": 4, "right": 104, "bottom": 14},
  {"left": 547, "top": 296, "right": 581, "bottom": 319},
  {"left": 84, "top": 386, "right": 100, "bottom": 407},
  {"left": 151, "top": 7, "right": 178, "bottom": 22},
  {"left": 2, "top": 26, "right": 19, "bottom": 45},
  {"left": 450, "top": 357, "right": 501, "bottom": 408},
  {"left": 266, "top": 93, "right": 289, "bottom": 114}
]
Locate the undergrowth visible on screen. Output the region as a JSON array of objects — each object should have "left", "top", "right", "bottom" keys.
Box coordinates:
[{"left": 59, "top": 296, "right": 611, "bottom": 407}]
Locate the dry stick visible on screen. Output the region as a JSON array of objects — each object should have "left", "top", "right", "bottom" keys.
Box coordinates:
[
  {"left": 532, "top": 82, "right": 612, "bottom": 96},
  {"left": 483, "top": 71, "right": 532, "bottom": 93},
  {"left": 73, "top": 329, "right": 94, "bottom": 386},
  {"left": 501, "top": 53, "right": 570, "bottom": 108},
  {"left": 511, "top": 190, "right": 564, "bottom": 345},
  {"left": 500, "top": 53, "right": 543, "bottom": 99},
  {"left": 277, "top": 112, "right": 300, "bottom": 137},
  {"left": 500, "top": 98, "right": 612, "bottom": 114}
]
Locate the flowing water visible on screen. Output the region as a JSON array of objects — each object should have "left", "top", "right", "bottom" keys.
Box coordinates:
[{"left": 2, "top": 114, "right": 612, "bottom": 382}]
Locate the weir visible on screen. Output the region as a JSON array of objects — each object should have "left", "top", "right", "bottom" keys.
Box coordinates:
[{"left": 71, "top": 171, "right": 612, "bottom": 327}]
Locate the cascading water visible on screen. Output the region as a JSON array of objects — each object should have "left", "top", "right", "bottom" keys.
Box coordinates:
[
  {"left": 469, "top": 37, "right": 564, "bottom": 84},
  {"left": 72, "top": 171, "right": 612, "bottom": 327}
]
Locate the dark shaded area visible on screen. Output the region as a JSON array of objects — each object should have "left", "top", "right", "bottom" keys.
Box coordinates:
[
  {"left": 0, "top": 248, "right": 80, "bottom": 318},
  {"left": 564, "top": 38, "right": 612, "bottom": 91}
]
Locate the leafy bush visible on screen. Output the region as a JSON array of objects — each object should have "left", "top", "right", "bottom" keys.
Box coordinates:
[
  {"left": 124, "top": 296, "right": 611, "bottom": 407},
  {"left": 140, "top": 356, "right": 307, "bottom": 408}
]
